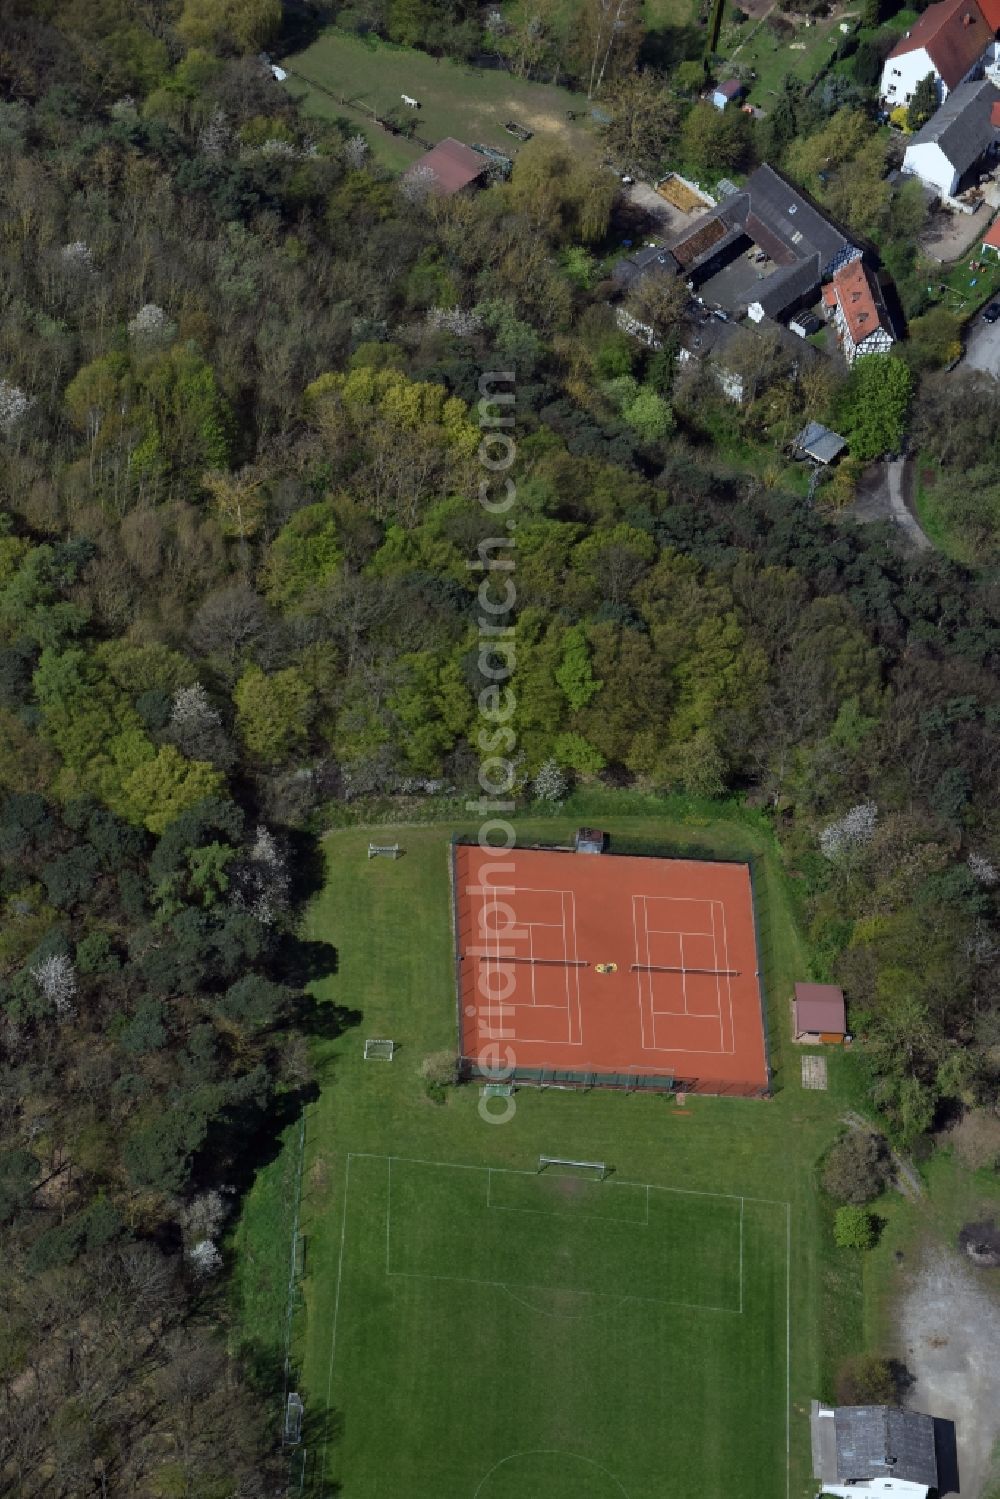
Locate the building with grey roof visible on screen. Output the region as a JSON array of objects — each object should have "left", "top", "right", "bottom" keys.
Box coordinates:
[
  {"left": 903, "top": 76, "right": 1000, "bottom": 196},
  {"left": 661, "top": 164, "right": 862, "bottom": 323},
  {"left": 611, "top": 243, "right": 679, "bottom": 291},
  {"left": 811, "top": 1401, "right": 939, "bottom": 1497},
  {"left": 613, "top": 163, "right": 867, "bottom": 324}
]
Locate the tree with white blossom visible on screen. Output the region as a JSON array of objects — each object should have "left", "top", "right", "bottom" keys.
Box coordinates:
[
  {"left": 0, "top": 379, "right": 32, "bottom": 436},
  {"left": 819, "top": 802, "right": 878, "bottom": 861},
  {"left": 968, "top": 852, "right": 999, "bottom": 887},
  {"left": 231, "top": 825, "right": 290, "bottom": 924},
  {"left": 29, "top": 954, "right": 77, "bottom": 1016},
  {"left": 187, "top": 1239, "right": 224, "bottom": 1279},
  {"left": 399, "top": 165, "right": 437, "bottom": 205},
  {"left": 60, "top": 241, "right": 94, "bottom": 273},
  {"left": 128, "top": 303, "right": 176, "bottom": 350},
  {"left": 343, "top": 133, "right": 369, "bottom": 170},
  {"left": 532, "top": 758, "right": 568, "bottom": 803},
  {"left": 426, "top": 307, "right": 483, "bottom": 337}
]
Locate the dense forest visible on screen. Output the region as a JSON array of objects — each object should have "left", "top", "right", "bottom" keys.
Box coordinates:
[{"left": 1, "top": 0, "right": 999, "bottom": 1493}]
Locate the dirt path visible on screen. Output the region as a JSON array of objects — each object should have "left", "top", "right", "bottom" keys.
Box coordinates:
[
  {"left": 845, "top": 460, "right": 933, "bottom": 552},
  {"left": 898, "top": 1247, "right": 1000, "bottom": 1498}
]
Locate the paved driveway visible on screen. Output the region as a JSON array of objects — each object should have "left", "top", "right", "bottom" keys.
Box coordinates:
[{"left": 962, "top": 311, "right": 1000, "bottom": 377}]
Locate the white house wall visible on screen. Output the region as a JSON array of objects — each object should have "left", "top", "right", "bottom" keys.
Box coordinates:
[
  {"left": 881, "top": 44, "right": 983, "bottom": 103},
  {"left": 882, "top": 46, "right": 940, "bottom": 105},
  {"left": 903, "top": 139, "right": 960, "bottom": 195}
]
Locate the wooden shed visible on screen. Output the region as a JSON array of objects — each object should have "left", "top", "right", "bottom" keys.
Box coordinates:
[{"left": 793, "top": 982, "right": 847, "bottom": 1043}]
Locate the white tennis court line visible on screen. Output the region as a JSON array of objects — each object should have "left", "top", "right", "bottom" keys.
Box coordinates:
[
  {"left": 474, "top": 885, "right": 584, "bottom": 1042},
  {"left": 714, "top": 898, "right": 737, "bottom": 1055},
  {"left": 322, "top": 1152, "right": 794, "bottom": 1494},
  {"left": 635, "top": 895, "right": 737, "bottom": 1055}
]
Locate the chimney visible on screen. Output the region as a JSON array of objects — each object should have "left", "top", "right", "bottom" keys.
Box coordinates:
[{"left": 964, "top": 11, "right": 973, "bottom": 25}]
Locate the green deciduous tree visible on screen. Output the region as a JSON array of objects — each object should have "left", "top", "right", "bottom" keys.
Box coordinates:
[
  {"left": 120, "top": 746, "right": 225, "bottom": 834},
  {"left": 835, "top": 354, "right": 913, "bottom": 461},
  {"left": 907, "top": 73, "right": 938, "bottom": 131},
  {"left": 262, "top": 502, "right": 343, "bottom": 609},
  {"left": 555, "top": 625, "right": 603, "bottom": 711},
  {"left": 234, "top": 665, "right": 315, "bottom": 763},
  {"left": 834, "top": 1204, "right": 878, "bottom": 1249}
]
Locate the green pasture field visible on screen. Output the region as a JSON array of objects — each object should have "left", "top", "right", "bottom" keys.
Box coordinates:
[
  {"left": 279, "top": 28, "right": 596, "bottom": 172},
  {"left": 232, "top": 803, "right": 870, "bottom": 1497}
]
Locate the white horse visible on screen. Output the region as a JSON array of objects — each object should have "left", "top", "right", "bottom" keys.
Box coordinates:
[{"left": 401, "top": 94, "right": 420, "bottom": 108}]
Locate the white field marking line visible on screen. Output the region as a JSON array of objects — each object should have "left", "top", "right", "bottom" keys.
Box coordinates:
[
  {"left": 383, "top": 1265, "right": 742, "bottom": 1316},
  {"left": 484, "top": 1170, "right": 649, "bottom": 1225},
  {"left": 739, "top": 1196, "right": 744, "bottom": 1314},
  {"left": 347, "top": 1149, "right": 790, "bottom": 1206},
  {"left": 382, "top": 1155, "right": 760, "bottom": 1316},
  {"left": 320, "top": 1152, "right": 353, "bottom": 1481},
  {"left": 786, "top": 1202, "right": 792, "bottom": 1499},
  {"left": 473, "top": 1449, "right": 631, "bottom": 1499},
  {"left": 486, "top": 1201, "right": 649, "bottom": 1227}
]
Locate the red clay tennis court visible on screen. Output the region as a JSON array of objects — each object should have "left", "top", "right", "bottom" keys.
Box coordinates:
[{"left": 453, "top": 843, "right": 770, "bottom": 1096}]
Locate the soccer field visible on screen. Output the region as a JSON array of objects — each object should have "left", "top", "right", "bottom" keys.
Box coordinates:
[{"left": 320, "top": 1151, "right": 789, "bottom": 1497}]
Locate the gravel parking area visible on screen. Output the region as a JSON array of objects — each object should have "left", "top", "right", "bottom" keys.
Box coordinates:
[
  {"left": 962, "top": 312, "right": 1000, "bottom": 377},
  {"left": 898, "top": 1247, "right": 1000, "bottom": 1499}
]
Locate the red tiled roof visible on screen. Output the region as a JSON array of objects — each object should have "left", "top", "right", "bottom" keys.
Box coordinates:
[
  {"left": 831, "top": 260, "right": 890, "bottom": 345},
  {"left": 794, "top": 983, "right": 846, "bottom": 1034},
  {"left": 992, "top": 100, "right": 1000, "bottom": 124},
  {"left": 978, "top": 0, "right": 1000, "bottom": 29},
  {"left": 406, "top": 137, "right": 486, "bottom": 195},
  {"left": 888, "top": 0, "right": 991, "bottom": 89},
  {"left": 984, "top": 216, "right": 1000, "bottom": 246}
]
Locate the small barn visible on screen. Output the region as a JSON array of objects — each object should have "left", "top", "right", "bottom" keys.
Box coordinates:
[
  {"left": 405, "top": 137, "right": 488, "bottom": 196},
  {"left": 982, "top": 215, "right": 1000, "bottom": 255},
  {"left": 712, "top": 79, "right": 747, "bottom": 110},
  {"left": 792, "top": 421, "right": 847, "bottom": 466},
  {"left": 794, "top": 982, "right": 847, "bottom": 1043}
]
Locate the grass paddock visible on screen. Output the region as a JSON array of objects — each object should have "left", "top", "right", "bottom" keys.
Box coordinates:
[{"left": 280, "top": 29, "right": 597, "bottom": 171}]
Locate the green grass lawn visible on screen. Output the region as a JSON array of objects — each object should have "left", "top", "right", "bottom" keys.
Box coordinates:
[
  {"left": 279, "top": 28, "right": 596, "bottom": 172},
  {"left": 911, "top": 454, "right": 977, "bottom": 568},
  {"left": 717, "top": 9, "right": 845, "bottom": 108},
  {"left": 233, "top": 799, "right": 875, "bottom": 1497}
]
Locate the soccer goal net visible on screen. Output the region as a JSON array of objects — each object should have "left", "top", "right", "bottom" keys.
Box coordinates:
[
  {"left": 364, "top": 1038, "right": 395, "bottom": 1060},
  {"left": 537, "top": 1155, "right": 607, "bottom": 1180},
  {"left": 284, "top": 1392, "right": 304, "bottom": 1446}
]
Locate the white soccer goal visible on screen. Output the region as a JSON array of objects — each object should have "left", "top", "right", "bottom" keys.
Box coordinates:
[
  {"left": 284, "top": 1392, "right": 304, "bottom": 1445},
  {"left": 368, "top": 842, "right": 401, "bottom": 859},
  {"left": 364, "top": 1038, "right": 395, "bottom": 1060},
  {"left": 537, "top": 1155, "right": 607, "bottom": 1180}
]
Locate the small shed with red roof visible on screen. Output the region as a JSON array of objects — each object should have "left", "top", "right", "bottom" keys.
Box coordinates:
[{"left": 794, "top": 983, "right": 847, "bottom": 1043}]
